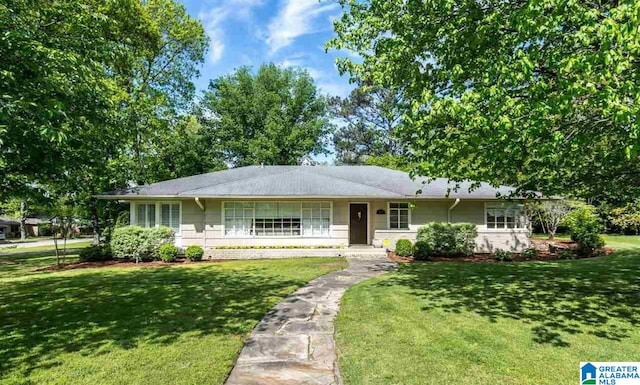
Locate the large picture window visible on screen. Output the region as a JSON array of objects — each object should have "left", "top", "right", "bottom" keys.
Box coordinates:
[
  {"left": 389, "top": 202, "right": 410, "bottom": 229},
  {"left": 223, "top": 201, "right": 331, "bottom": 237},
  {"left": 486, "top": 203, "right": 526, "bottom": 229}
]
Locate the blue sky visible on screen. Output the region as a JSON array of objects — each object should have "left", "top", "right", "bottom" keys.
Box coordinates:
[{"left": 181, "top": 0, "right": 356, "bottom": 98}]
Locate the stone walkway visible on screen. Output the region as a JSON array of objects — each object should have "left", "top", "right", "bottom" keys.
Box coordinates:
[{"left": 225, "top": 256, "right": 397, "bottom": 385}]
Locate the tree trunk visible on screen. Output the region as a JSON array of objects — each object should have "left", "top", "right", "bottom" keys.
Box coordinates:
[
  {"left": 91, "top": 202, "right": 100, "bottom": 245},
  {"left": 52, "top": 226, "right": 60, "bottom": 266},
  {"left": 19, "top": 201, "right": 27, "bottom": 240}
]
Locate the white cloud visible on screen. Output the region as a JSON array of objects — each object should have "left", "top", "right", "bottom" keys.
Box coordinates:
[
  {"left": 199, "top": 8, "right": 227, "bottom": 64},
  {"left": 267, "top": 0, "right": 339, "bottom": 54},
  {"left": 317, "top": 81, "right": 354, "bottom": 98},
  {"left": 198, "top": 0, "right": 264, "bottom": 64}
]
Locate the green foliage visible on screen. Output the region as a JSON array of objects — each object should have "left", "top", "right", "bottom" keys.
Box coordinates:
[
  {"left": 493, "top": 249, "right": 513, "bottom": 262},
  {"left": 610, "top": 203, "right": 640, "bottom": 235},
  {"left": 79, "top": 244, "right": 113, "bottom": 262},
  {"left": 0, "top": 0, "right": 208, "bottom": 245},
  {"left": 198, "top": 63, "right": 331, "bottom": 166},
  {"left": 115, "top": 211, "right": 130, "bottom": 228},
  {"left": 521, "top": 248, "right": 538, "bottom": 260},
  {"left": 330, "top": 85, "right": 405, "bottom": 165},
  {"left": 158, "top": 244, "right": 178, "bottom": 262},
  {"left": 364, "top": 154, "right": 412, "bottom": 172},
  {"left": 416, "top": 223, "right": 478, "bottom": 257},
  {"left": 557, "top": 250, "right": 576, "bottom": 260},
  {"left": 564, "top": 205, "right": 605, "bottom": 256},
  {"left": 394, "top": 239, "right": 413, "bottom": 257},
  {"left": 412, "top": 241, "right": 432, "bottom": 261},
  {"left": 185, "top": 245, "right": 204, "bottom": 261},
  {"left": 328, "top": 0, "right": 640, "bottom": 199},
  {"left": 111, "top": 226, "right": 174, "bottom": 262},
  {"left": 38, "top": 223, "right": 53, "bottom": 236}
]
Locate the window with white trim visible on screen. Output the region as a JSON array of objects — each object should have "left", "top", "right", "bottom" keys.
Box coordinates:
[
  {"left": 160, "top": 203, "right": 180, "bottom": 231},
  {"left": 389, "top": 202, "right": 410, "bottom": 229},
  {"left": 223, "top": 201, "right": 330, "bottom": 237},
  {"left": 136, "top": 203, "right": 156, "bottom": 227},
  {"left": 486, "top": 203, "right": 526, "bottom": 229}
]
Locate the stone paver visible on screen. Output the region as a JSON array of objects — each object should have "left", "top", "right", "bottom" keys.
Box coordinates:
[{"left": 225, "top": 256, "right": 396, "bottom": 385}]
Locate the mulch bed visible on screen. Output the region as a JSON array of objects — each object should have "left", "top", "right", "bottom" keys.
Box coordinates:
[{"left": 387, "top": 238, "right": 614, "bottom": 264}]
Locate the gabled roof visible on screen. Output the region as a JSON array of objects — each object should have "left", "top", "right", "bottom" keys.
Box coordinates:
[{"left": 96, "top": 166, "right": 520, "bottom": 199}]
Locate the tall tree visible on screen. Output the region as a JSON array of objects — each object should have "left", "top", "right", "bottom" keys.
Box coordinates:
[
  {"left": 329, "top": 0, "right": 640, "bottom": 199},
  {"left": 198, "top": 64, "right": 331, "bottom": 166},
  {"left": 330, "top": 85, "right": 405, "bottom": 164},
  {"left": 0, "top": 0, "right": 151, "bottom": 197},
  {"left": 118, "top": 0, "right": 209, "bottom": 185},
  {"left": 1, "top": 0, "right": 210, "bottom": 240}
]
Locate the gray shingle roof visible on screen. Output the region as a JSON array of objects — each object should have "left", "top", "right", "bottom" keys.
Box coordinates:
[{"left": 96, "top": 166, "right": 519, "bottom": 199}]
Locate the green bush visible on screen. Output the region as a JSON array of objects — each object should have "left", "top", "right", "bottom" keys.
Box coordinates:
[
  {"left": 413, "top": 240, "right": 432, "bottom": 260},
  {"left": 564, "top": 205, "right": 605, "bottom": 256},
  {"left": 159, "top": 244, "right": 178, "bottom": 262},
  {"left": 79, "top": 244, "right": 112, "bottom": 262},
  {"left": 185, "top": 245, "right": 204, "bottom": 261},
  {"left": 416, "top": 222, "right": 477, "bottom": 258},
  {"left": 146, "top": 227, "right": 175, "bottom": 260},
  {"left": 493, "top": 249, "right": 513, "bottom": 261},
  {"left": 111, "top": 225, "right": 175, "bottom": 262},
  {"left": 38, "top": 223, "right": 53, "bottom": 236},
  {"left": 557, "top": 250, "right": 575, "bottom": 260},
  {"left": 521, "top": 248, "right": 538, "bottom": 260},
  {"left": 394, "top": 239, "right": 414, "bottom": 257}
]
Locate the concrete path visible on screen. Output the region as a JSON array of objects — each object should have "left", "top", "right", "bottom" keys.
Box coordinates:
[{"left": 225, "top": 256, "right": 396, "bottom": 385}]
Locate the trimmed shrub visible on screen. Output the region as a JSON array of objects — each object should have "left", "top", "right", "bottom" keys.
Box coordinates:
[
  {"left": 521, "top": 248, "right": 538, "bottom": 260},
  {"left": 564, "top": 205, "right": 605, "bottom": 256},
  {"left": 413, "top": 240, "right": 432, "bottom": 260},
  {"left": 416, "top": 222, "right": 478, "bottom": 258},
  {"left": 111, "top": 225, "right": 175, "bottom": 262},
  {"left": 146, "top": 226, "right": 175, "bottom": 260},
  {"left": 185, "top": 245, "right": 204, "bottom": 261},
  {"left": 79, "top": 244, "right": 112, "bottom": 262},
  {"left": 159, "top": 244, "right": 178, "bottom": 262},
  {"left": 394, "top": 239, "right": 413, "bottom": 257},
  {"left": 493, "top": 249, "right": 513, "bottom": 261},
  {"left": 111, "top": 226, "right": 147, "bottom": 260}
]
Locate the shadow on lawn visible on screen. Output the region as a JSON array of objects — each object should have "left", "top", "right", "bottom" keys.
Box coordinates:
[
  {"left": 0, "top": 265, "right": 308, "bottom": 379},
  {"left": 377, "top": 251, "right": 640, "bottom": 347}
]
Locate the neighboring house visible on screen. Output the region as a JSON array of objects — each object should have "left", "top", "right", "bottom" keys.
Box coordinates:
[
  {"left": 96, "top": 166, "right": 531, "bottom": 252},
  {"left": 0, "top": 217, "right": 20, "bottom": 240},
  {"left": 0, "top": 216, "right": 45, "bottom": 238}
]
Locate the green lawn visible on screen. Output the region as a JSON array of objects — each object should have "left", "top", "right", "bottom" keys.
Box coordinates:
[
  {"left": 0, "top": 254, "right": 347, "bottom": 385},
  {"left": 532, "top": 233, "right": 640, "bottom": 250},
  {"left": 336, "top": 251, "right": 640, "bottom": 385},
  {"left": 0, "top": 241, "right": 93, "bottom": 254}
]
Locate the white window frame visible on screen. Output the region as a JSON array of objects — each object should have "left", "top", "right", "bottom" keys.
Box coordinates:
[
  {"left": 484, "top": 202, "right": 526, "bottom": 230},
  {"left": 221, "top": 201, "right": 333, "bottom": 238},
  {"left": 130, "top": 201, "right": 182, "bottom": 235},
  {"left": 387, "top": 202, "right": 411, "bottom": 230}
]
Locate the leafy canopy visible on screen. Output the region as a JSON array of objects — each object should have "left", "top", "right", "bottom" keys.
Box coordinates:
[
  {"left": 330, "top": 85, "right": 405, "bottom": 165},
  {"left": 329, "top": 0, "right": 640, "bottom": 199},
  {"left": 198, "top": 64, "right": 331, "bottom": 167}
]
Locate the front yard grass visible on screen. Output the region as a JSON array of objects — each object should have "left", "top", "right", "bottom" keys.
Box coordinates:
[
  {"left": 336, "top": 251, "right": 640, "bottom": 385},
  {"left": 0, "top": 255, "right": 347, "bottom": 385}
]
